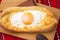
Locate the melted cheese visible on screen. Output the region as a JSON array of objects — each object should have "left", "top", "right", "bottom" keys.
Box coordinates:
[{"left": 10, "top": 10, "right": 46, "bottom": 28}]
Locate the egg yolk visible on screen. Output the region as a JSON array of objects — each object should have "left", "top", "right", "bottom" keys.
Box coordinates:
[{"left": 22, "top": 12, "right": 34, "bottom": 25}]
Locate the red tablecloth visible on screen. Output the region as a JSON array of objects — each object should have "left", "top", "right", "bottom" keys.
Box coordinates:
[
  {"left": 0, "top": 0, "right": 60, "bottom": 40},
  {"left": 0, "top": 0, "right": 1, "bottom": 3}
]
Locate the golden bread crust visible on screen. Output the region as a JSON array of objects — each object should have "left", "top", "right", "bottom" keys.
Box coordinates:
[{"left": 0, "top": 6, "right": 58, "bottom": 32}]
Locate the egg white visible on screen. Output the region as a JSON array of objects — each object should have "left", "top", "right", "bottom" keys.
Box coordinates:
[{"left": 10, "top": 10, "right": 46, "bottom": 28}]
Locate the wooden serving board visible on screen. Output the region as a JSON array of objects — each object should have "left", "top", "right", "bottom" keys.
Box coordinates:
[
  {"left": 0, "top": 0, "right": 27, "bottom": 11},
  {"left": 0, "top": 2, "right": 60, "bottom": 40}
]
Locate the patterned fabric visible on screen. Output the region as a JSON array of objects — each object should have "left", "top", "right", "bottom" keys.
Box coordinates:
[
  {"left": 55, "top": 18, "right": 60, "bottom": 40},
  {"left": 34, "top": 0, "right": 60, "bottom": 8}
]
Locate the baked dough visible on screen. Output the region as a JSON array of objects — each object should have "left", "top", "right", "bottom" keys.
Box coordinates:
[{"left": 0, "top": 6, "right": 58, "bottom": 32}]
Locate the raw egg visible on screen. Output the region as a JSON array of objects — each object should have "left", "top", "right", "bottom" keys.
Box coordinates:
[{"left": 22, "top": 12, "right": 34, "bottom": 25}]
